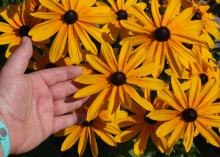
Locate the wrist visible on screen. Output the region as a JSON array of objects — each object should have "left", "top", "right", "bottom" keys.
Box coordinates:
[
  {"left": 0, "top": 119, "right": 10, "bottom": 157},
  {"left": 0, "top": 99, "right": 12, "bottom": 155}
]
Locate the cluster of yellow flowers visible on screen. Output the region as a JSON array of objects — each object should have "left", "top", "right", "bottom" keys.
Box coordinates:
[{"left": 0, "top": 0, "right": 220, "bottom": 156}]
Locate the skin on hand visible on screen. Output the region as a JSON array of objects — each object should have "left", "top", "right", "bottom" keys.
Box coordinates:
[{"left": 0, "top": 37, "right": 86, "bottom": 154}]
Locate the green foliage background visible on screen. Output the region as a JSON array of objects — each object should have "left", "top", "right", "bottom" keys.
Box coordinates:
[{"left": 0, "top": 0, "right": 220, "bottom": 156}]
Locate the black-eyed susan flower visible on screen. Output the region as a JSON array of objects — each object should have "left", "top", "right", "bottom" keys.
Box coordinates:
[
  {"left": 166, "top": 45, "right": 219, "bottom": 79},
  {"left": 57, "top": 109, "right": 120, "bottom": 157},
  {"left": 148, "top": 77, "right": 220, "bottom": 152},
  {"left": 97, "top": 0, "right": 146, "bottom": 43},
  {"left": 121, "top": 0, "right": 207, "bottom": 77},
  {"left": 115, "top": 89, "right": 168, "bottom": 155},
  {"left": 0, "top": 1, "right": 43, "bottom": 57},
  {"left": 29, "top": 0, "right": 115, "bottom": 64},
  {"left": 74, "top": 41, "right": 165, "bottom": 121}
]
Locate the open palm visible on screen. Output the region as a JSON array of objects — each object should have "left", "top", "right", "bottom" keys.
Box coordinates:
[{"left": 0, "top": 37, "right": 86, "bottom": 154}]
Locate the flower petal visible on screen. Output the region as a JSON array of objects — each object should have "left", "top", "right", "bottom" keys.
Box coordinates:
[
  {"left": 134, "top": 126, "right": 149, "bottom": 156},
  {"left": 171, "top": 77, "right": 188, "bottom": 109},
  {"left": 39, "top": 0, "right": 65, "bottom": 14},
  {"left": 183, "top": 123, "right": 194, "bottom": 152},
  {"left": 78, "top": 127, "right": 88, "bottom": 156},
  {"left": 75, "top": 74, "right": 107, "bottom": 84},
  {"left": 115, "top": 124, "right": 142, "bottom": 143},
  {"left": 93, "top": 128, "right": 116, "bottom": 146},
  {"left": 120, "top": 20, "right": 149, "bottom": 34},
  {"left": 127, "top": 77, "right": 165, "bottom": 90},
  {"left": 74, "top": 81, "right": 109, "bottom": 98},
  {"left": 29, "top": 19, "right": 63, "bottom": 41},
  {"left": 86, "top": 54, "right": 113, "bottom": 74},
  {"left": 68, "top": 24, "right": 82, "bottom": 64},
  {"left": 147, "top": 110, "right": 180, "bottom": 121},
  {"left": 168, "top": 120, "right": 186, "bottom": 148},
  {"left": 101, "top": 42, "right": 117, "bottom": 72},
  {"left": 195, "top": 120, "right": 220, "bottom": 147},
  {"left": 0, "top": 33, "right": 17, "bottom": 45},
  {"left": 0, "top": 22, "right": 14, "bottom": 32},
  {"left": 78, "top": 21, "right": 103, "bottom": 42},
  {"left": 156, "top": 117, "right": 181, "bottom": 137},
  {"left": 123, "top": 85, "right": 154, "bottom": 111},
  {"left": 86, "top": 87, "right": 111, "bottom": 121},
  {"left": 127, "top": 63, "right": 160, "bottom": 77},
  {"left": 189, "top": 76, "right": 201, "bottom": 108},
  {"left": 79, "top": 7, "right": 116, "bottom": 24},
  {"left": 162, "top": 0, "right": 181, "bottom": 26},
  {"left": 74, "top": 23, "right": 97, "bottom": 55},
  {"left": 128, "top": 5, "right": 155, "bottom": 31},
  {"left": 118, "top": 41, "right": 132, "bottom": 71},
  {"left": 151, "top": 0, "right": 161, "bottom": 27},
  {"left": 61, "top": 125, "right": 83, "bottom": 151},
  {"left": 49, "top": 24, "right": 68, "bottom": 63},
  {"left": 88, "top": 128, "right": 98, "bottom": 157},
  {"left": 31, "top": 12, "right": 61, "bottom": 19},
  {"left": 158, "top": 89, "right": 183, "bottom": 111}
]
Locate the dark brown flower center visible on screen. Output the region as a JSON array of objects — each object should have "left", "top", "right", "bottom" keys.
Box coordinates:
[
  {"left": 19, "top": 25, "right": 31, "bottom": 37},
  {"left": 199, "top": 73, "right": 208, "bottom": 85},
  {"left": 153, "top": 27, "right": 170, "bottom": 42},
  {"left": 192, "top": 12, "right": 202, "bottom": 20},
  {"left": 145, "top": 116, "right": 157, "bottom": 125},
  {"left": 182, "top": 108, "right": 197, "bottom": 122},
  {"left": 116, "top": 10, "right": 128, "bottom": 20},
  {"left": 82, "top": 120, "right": 93, "bottom": 127},
  {"left": 63, "top": 10, "right": 78, "bottom": 24},
  {"left": 110, "top": 72, "right": 126, "bottom": 86}
]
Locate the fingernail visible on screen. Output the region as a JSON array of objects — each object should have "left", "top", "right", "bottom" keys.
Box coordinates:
[{"left": 22, "top": 36, "right": 29, "bottom": 44}]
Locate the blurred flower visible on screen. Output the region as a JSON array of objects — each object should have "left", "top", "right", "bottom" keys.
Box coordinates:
[
  {"left": 28, "top": 47, "right": 70, "bottom": 70},
  {"left": 57, "top": 109, "right": 120, "bottom": 157},
  {"left": 148, "top": 77, "right": 220, "bottom": 152},
  {"left": 191, "top": 4, "right": 220, "bottom": 48},
  {"left": 166, "top": 45, "right": 219, "bottom": 80},
  {"left": 121, "top": 0, "right": 207, "bottom": 77},
  {"left": 115, "top": 89, "right": 168, "bottom": 155},
  {"left": 74, "top": 41, "right": 165, "bottom": 121},
  {"left": 0, "top": 1, "right": 44, "bottom": 58},
  {"left": 29, "top": 0, "right": 115, "bottom": 64},
  {"left": 97, "top": 0, "right": 146, "bottom": 43}
]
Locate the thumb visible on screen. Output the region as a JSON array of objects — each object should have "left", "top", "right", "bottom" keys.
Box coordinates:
[{"left": 1, "top": 37, "right": 33, "bottom": 77}]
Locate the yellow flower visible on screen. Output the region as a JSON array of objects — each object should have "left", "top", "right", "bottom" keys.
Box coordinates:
[
  {"left": 215, "top": 0, "right": 220, "bottom": 3},
  {"left": 148, "top": 77, "right": 220, "bottom": 152},
  {"left": 115, "top": 89, "right": 168, "bottom": 155},
  {"left": 29, "top": 0, "right": 115, "bottom": 64},
  {"left": 28, "top": 48, "right": 70, "bottom": 70},
  {"left": 57, "top": 109, "right": 120, "bottom": 157},
  {"left": 121, "top": 0, "right": 207, "bottom": 77},
  {"left": 191, "top": 4, "right": 220, "bottom": 48},
  {"left": 74, "top": 41, "right": 165, "bottom": 121},
  {"left": 97, "top": 0, "right": 146, "bottom": 43},
  {"left": 166, "top": 45, "right": 219, "bottom": 79},
  {"left": 0, "top": 1, "right": 43, "bottom": 58}
]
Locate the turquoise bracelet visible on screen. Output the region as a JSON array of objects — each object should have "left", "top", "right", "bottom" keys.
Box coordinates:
[{"left": 0, "top": 121, "right": 10, "bottom": 157}]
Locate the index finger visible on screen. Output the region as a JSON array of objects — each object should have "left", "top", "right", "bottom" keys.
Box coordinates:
[{"left": 36, "top": 66, "right": 82, "bottom": 86}]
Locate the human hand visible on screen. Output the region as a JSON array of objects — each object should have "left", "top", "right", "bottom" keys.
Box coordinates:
[{"left": 0, "top": 37, "right": 86, "bottom": 154}]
